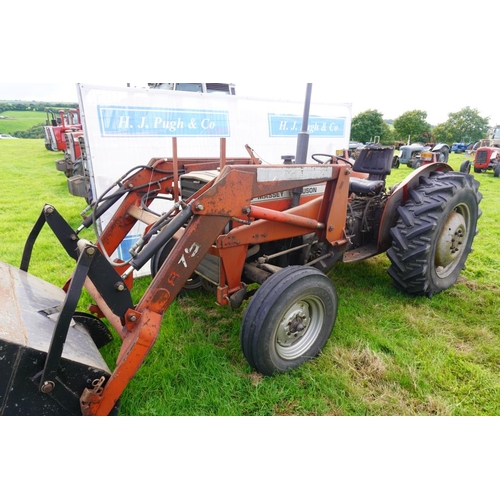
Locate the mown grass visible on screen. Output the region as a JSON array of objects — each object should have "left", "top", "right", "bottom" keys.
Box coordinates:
[{"left": 0, "top": 141, "right": 499, "bottom": 416}]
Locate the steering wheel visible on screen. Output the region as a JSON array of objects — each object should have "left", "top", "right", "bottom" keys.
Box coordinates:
[{"left": 312, "top": 154, "right": 335, "bottom": 164}]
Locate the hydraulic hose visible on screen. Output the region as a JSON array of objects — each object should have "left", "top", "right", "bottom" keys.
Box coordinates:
[{"left": 125, "top": 204, "right": 194, "bottom": 272}]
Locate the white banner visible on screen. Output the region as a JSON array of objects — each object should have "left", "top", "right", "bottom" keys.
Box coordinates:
[{"left": 77, "top": 83, "right": 352, "bottom": 275}]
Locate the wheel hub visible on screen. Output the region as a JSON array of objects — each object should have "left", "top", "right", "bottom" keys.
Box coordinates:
[
  {"left": 435, "top": 210, "right": 466, "bottom": 270},
  {"left": 277, "top": 302, "right": 309, "bottom": 347}
]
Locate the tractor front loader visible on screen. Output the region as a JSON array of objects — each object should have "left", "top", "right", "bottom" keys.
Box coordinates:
[{"left": 0, "top": 136, "right": 481, "bottom": 416}]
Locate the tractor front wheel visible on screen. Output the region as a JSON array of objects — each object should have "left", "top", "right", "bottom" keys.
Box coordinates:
[
  {"left": 240, "top": 266, "right": 337, "bottom": 375},
  {"left": 387, "top": 171, "right": 481, "bottom": 297},
  {"left": 460, "top": 160, "right": 471, "bottom": 173},
  {"left": 150, "top": 238, "right": 202, "bottom": 291},
  {"left": 439, "top": 148, "right": 450, "bottom": 163}
]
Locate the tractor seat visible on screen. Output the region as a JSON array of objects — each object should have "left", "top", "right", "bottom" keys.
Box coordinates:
[
  {"left": 349, "top": 144, "right": 394, "bottom": 195},
  {"left": 349, "top": 177, "right": 385, "bottom": 195}
]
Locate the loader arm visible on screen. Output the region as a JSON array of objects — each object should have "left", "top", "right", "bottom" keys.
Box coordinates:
[{"left": 83, "top": 161, "right": 349, "bottom": 415}]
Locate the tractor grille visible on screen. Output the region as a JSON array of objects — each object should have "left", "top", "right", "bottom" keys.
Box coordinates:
[
  {"left": 180, "top": 170, "right": 219, "bottom": 200},
  {"left": 476, "top": 150, "right": 488, "bottom": 165}
]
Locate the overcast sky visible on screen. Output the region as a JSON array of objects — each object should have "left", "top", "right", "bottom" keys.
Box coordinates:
[
  {"left": 1, "top": 80, "right": 498, "bottom": 128},
  {"left": 2, "top": 1, "right": 499, "bottom": 128}
]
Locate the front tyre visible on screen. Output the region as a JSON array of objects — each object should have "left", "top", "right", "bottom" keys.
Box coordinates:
[
  {"left": 240, "top": 266, "right": 337, "bottom": 375},
  {"left": 387, "top": 172, "right": 482, "bottom": 297},
  {"left": 460, "top": 160, "right": 471, "bottom": 173},
  {"left": 150, "top": 238, "right": 202, "bottom": 291},
  {"left": 440, "top": 148, "right": 450, "bottom": 163}
]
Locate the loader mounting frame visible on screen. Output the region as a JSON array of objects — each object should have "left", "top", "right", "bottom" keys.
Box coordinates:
[{"left": 5, "top": 138, "right": 354, "bottom": 415}]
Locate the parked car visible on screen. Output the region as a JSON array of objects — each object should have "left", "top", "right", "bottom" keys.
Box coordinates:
[{"left": 0, "top": 134, "right": 18, "bottom": 139}]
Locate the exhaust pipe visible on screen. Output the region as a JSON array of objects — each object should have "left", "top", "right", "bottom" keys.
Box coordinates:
[{"left": 291, "top": 83, "right": 313, "bottom": 207}]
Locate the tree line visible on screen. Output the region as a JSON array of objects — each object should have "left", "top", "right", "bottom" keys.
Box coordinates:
[
  {"left": 350, "top": 107, "right": 492, "bottom": 146},
  {"left": 0, "top": 101, "right": 78, "bottom": 139},
  {"left": 0, "top": 101, "right": 77, "bottom": 114}
]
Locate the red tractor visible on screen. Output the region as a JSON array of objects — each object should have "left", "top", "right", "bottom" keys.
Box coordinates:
[
  {"left": 43, "top": 107, "right": 82, "bottom": 152},
  {"left": 460, "top": 125, "right": 500, "bottom": 177},
  {"left": 0, "top": 86, "right": 483, "bottom": 415},
  {"left": 55, "top": 128, "right": 84, "bottom": 178},
  {"left": 0, "top": 136, "right": 482, "bottom": 415}
]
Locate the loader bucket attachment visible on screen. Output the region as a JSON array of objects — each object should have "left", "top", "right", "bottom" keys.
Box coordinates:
[{"left": 0, "top": 261, "right": 118, "bottom": 416}]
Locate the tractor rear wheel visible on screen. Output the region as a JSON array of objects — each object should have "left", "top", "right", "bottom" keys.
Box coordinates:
[
  {"left": 387, "top": 171, "right": 481, "bottom": 297},
  {"left": 494, "top": 164, "right": 500, "bottom": 177},
  {"left": 240, "top": 266, "right": 337, "bottom": 375}
]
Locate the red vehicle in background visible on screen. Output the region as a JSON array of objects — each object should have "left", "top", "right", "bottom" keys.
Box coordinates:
[
  {"left": 460, "top": 125, "right": 500, "bottom": 177},
  {"left": 43, "top": 107, "right": 81, "bottom": 152}
]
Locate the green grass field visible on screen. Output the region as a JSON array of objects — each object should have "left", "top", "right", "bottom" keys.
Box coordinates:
[
  {"left": 0, "top": 139, "right": 499, "bottom": 415},
  {"left": 0, "top": 110, "right": 47, "bottom": 135}
]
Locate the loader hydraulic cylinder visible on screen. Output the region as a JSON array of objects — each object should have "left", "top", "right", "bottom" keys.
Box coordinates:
[{"left": 125, "top": 204, "right": 194, "bottom": 273}]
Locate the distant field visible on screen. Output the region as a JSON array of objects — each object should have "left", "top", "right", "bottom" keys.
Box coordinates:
[{"left": 0, "top": 110, "right": 47, "bottom": 134}]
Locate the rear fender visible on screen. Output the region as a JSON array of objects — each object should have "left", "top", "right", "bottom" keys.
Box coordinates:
[
  {"left": 376, "top": 162, "right": 453, "bottom": 252},
  {"left": 432, "top": 143, "right": 449, "bottom": 153}
]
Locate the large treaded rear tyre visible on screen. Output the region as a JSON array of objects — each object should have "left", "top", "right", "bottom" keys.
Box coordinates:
[
  {"left": 240, "top": 266, "right": 337, "bottom": 375},
  {"left": 387, "top": 171, "right": 482, "bottom": 297}
]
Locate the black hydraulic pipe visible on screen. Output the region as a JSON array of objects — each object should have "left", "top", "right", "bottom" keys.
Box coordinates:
[
  {"left": 128, "top": 204, "right": 194, "bottom": 271},
  {"left": 79, "top": 187, "right": 129, "bottom": 230}
]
